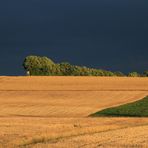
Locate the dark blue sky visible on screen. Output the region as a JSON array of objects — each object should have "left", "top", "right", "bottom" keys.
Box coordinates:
[{"left": 0, "top": 0, "right": 148, "bottom": 75}]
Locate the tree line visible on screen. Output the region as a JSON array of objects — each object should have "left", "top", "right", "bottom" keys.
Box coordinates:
[{"left": 23, "top": 55, "right": 148, "bottom": 77}]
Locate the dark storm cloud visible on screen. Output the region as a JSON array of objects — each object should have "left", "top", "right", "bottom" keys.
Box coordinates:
[{"left": 0, "top": 0, "right": 148, "bottom": 75}]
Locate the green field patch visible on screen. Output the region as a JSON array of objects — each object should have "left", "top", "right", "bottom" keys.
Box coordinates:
[{"left": 90, "top": 96, "right": 148, "bottom": 117}]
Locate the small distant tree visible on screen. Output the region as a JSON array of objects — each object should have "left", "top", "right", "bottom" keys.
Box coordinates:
[
  {"left": 114, "top": 71, "right": 126, "bottom": 77},
  {"left": 102, "top": 70, "right": 115, "bottom": 76},
  {"left": 59, "top": 62, "right": 73, "bottom": 75},
  {"left": 128, "top": 72, "right": 140, "bottom": 77},
  {"left": 143, "top": 71, "right": 148, "bottom": 77}
]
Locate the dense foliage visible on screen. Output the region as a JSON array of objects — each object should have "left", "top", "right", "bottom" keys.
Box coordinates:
[
  {"left": 128, "top": 72, "right": 140, "bottom": 77},
  {"left": 23, "top": 55, "right": 148, "bottom": 77},
  {"left": 90, "top": 96, "right": 148, "bottom": 117},
  {"left": 23, "top": 55, "right": 115, "bottom": 76}
]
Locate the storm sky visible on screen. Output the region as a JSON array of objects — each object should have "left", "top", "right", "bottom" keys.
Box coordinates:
[{"left": 0, "top": 0, "right": 148, "bottom": 75}]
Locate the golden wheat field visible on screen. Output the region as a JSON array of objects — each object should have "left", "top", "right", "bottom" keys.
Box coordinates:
[{"left": 0, "top": 76, "right": 148, "bottom": 148}]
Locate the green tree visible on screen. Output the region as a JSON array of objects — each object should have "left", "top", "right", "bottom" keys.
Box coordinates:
[
  {"left": 114, "top": 71, "right": 126, "bottom": 77},
  {"left": 143, "top": 71, "right": 148, "bottom": 77},
  {"left": 128, "top": 72, "right": 140, "bottom": 77},
  {"left": 23, "top": 55, "right": 55, "bottom": 75},
  {"left": 59, "top": 62, "right": 72, "bottom": 75}
]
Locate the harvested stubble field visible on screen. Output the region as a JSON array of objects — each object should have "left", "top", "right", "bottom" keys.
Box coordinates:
[{"left": 0, "top": 76, "right": 148, "bottom": 147}]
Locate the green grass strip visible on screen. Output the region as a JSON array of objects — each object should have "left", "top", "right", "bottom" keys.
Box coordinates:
[{"left": 90, "top": 96, "right": 148, "bottom": 117}]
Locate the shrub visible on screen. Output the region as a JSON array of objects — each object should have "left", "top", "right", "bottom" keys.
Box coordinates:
[
  {"left": 128, "top": 72, "right": 140, "bottom": 77},
  {"left": 114, "top": 71, "right": 125, "bottom": 77},
  {"left": 143, "top": 71, "right": 148, "bottom": 77}
]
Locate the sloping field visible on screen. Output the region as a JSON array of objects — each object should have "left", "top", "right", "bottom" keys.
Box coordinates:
[
  {"left": 0, "top": 76, "right": 148, "bottom": 147},
  {"left": 0, "top": 76, "right": 148, "bottom": 117}
]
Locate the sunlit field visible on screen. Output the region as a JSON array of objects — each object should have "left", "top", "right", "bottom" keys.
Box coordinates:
[{"left": 0, "top": 76, "right": 148, "bottom": 147}]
